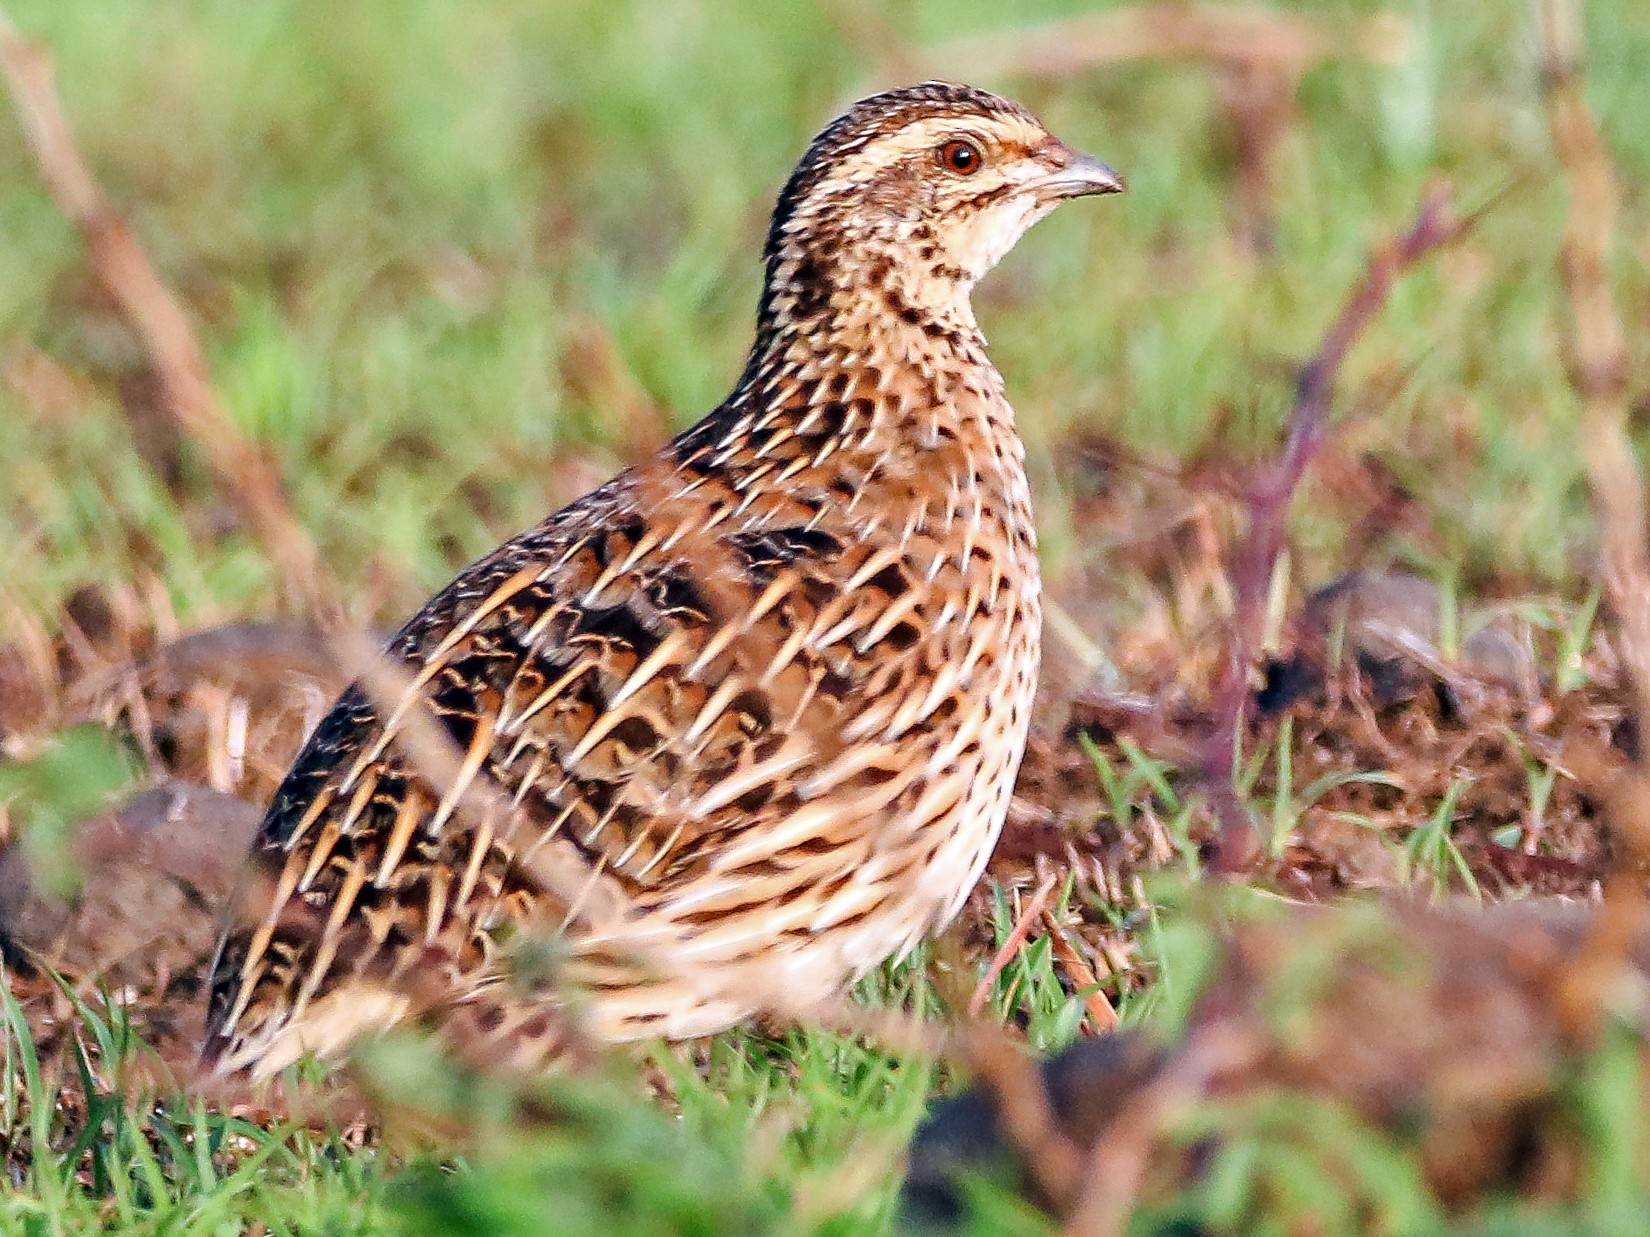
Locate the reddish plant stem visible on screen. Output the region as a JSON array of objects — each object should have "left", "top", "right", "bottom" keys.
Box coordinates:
[
  {"left": 1203, "top": 184, "right": 1467, "bottom": 874},
  {"left": 1041, "top": 908, "right": 1120, "bottom": 1033}
]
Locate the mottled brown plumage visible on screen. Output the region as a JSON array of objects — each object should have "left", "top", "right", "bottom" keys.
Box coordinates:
[{"left": 203, "top": 82, "right": 1122, "bottom": 1077}]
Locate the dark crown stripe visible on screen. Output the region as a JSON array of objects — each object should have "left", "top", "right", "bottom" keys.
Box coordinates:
[{"left": 762, "top": 82, "right": 1035, "bottom": 266}]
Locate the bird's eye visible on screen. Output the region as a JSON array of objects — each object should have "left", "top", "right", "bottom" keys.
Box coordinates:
[{"left": 937, "top": 139, "right": 983, "bottom": 175}]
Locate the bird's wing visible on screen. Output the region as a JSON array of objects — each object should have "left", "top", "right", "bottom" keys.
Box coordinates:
[{"left": 202, "top": 448, "right": 965, "bottom": 1072}]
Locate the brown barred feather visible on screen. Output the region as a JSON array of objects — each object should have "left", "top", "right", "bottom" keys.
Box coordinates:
[{"left": 202, "top": 81, "right": 1122, "bottom": 1077}]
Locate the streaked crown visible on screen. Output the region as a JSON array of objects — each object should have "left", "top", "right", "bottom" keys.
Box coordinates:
[{"left": 755, "top": 82, "right": 1122, "bottom": 340}]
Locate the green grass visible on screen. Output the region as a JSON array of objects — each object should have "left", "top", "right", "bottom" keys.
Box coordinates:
[
  {"left": 4, "top": 0, "right": 1650, "bottom": 1232},
  {"left": 0, "top": 955, "right": 979, "bottom": 1234}
]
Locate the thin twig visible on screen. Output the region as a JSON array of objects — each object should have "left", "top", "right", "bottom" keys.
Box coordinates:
[
  {"left": 968, "top": 870, "right": 1059, "bottom": 1018},
  {"left": 1202, "top": 184, "right": 1469, "bottom": 874},
  {"left": 0, "top": 7, "right": 325, "bottom": 613}
]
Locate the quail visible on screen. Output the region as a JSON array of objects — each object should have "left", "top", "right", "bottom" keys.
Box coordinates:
[{"left": 203, "top": 82, "right": 1123, "bottom": 1077}]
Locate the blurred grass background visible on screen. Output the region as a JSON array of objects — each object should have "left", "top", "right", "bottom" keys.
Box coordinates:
[
  {"left": 3, "top": 0, "right": 1650, "bottom": 1233},
  {"left": 6, "top": 0, "right": 1649, "bottom": 636}
]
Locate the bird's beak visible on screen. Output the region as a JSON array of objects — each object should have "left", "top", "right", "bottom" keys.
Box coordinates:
[{"left": 1030, "top": 145, "right": 1126, "bottom": 201}]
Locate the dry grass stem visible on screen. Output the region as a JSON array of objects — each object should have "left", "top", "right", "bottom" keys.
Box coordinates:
[
  {"left": 1042, "top": 908, "right": 1120, "bottom": 1033},
  {"left": 0, "top": 6, "right": 325, "bottom": 612}
]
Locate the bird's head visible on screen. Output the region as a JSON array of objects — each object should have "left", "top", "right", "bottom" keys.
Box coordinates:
[{"left": 759, "top": 82, "right": 1123, "bottom": 338}]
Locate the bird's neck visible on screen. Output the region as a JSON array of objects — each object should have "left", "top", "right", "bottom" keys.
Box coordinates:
[
  {"left": 746, "top": 233, "right": 982, "bottom": 375},
  {"left": 729, "top": 252, "right": 1004, "bottom": 467},
  {"left": 662, "top": 236, "right": 1029, "bottom": 540},
  {"left": 662, "top": 225, "right": 1035, "bottom": 532}
]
